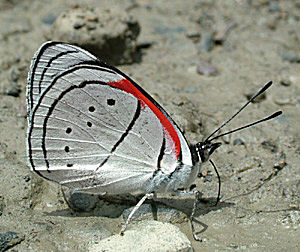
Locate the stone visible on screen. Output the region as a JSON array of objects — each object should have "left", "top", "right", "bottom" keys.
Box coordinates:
[
  {"left": 88, "top": 220, "right": 193, "bottom": 252},
  {"left": 233, "top": 138, "right": 245, "bottom": 146},
  {"left": 62, "top": 187, "right": 133, "bottom": 217},
  {"left": 61, "top": 186, "right": 100, "bottom": 212},
  {"left": 279, "top": 50, "right": 300, "bottom": 63},
  {"left": 261, "top": 140, "right": 278, "bottom": 153},
  {"left": 5, "top": 83, "right": 21, "bottom": 97},
  {"left": 197, "top": 30, "right": 214, "bottom": 52},
  {"left": 48, "top": 6, "right": 140, "bottom": 65},
  {"left": 197, "top": 61, "right": 218, "bottom": 76},
  {"left": 244, "top": 88, "right": 266, "bottom": 103}
]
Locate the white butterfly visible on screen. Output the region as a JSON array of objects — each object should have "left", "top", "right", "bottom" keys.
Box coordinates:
[{"left": 26, "top": 41, "right": 281, "bottom": 240}]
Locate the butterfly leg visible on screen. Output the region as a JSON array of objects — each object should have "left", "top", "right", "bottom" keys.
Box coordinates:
[
  {"left": 173, "top": 189, "right": 202, "bottom": 241},
  {"left": 151, "top": 192, "right": 158, "bottom": 220},
  {"left": 190, "top": 190, "right": 202, "bottom": 241},
  {"left": 120, "top": 192, "right": 154, "bottom": 235}
]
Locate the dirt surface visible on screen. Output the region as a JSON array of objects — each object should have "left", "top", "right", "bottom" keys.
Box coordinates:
[{"left": 0, "top": 0, "right": 299, "bottom": 251}]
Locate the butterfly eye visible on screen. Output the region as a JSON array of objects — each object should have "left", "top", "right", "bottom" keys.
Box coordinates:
[{"left": 87, "top": 122, "right": 92, "bottom": 127}]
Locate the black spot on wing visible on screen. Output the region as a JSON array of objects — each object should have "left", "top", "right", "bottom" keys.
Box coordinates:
[
  {"left": 89, "top": 106, "right": 95, "bottom": 112},
  {"left": 66, "top": 127, "right": 72, "bottom": 134},
  {"left": 107, "top": 98, "right": 116, "bottom": 106}
]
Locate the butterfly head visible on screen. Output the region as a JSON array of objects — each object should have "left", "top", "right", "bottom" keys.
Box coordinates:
[{"left": 194, "top": 141, "right": 222, "bottom": 163}]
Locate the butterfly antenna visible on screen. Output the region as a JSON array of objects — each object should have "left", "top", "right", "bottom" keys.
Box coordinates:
[
  {"left": 205, "top": 81, "right": 273, "bottom": 143},
  {"left": 209, "top": 159, "right": 221, "bottom": 205},
  {"left": 209, "top": 111, "right": 282, "bottom": 142}
]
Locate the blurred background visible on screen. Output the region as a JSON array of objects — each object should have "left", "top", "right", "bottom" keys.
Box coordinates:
[{"left": 0, "top": 0, "right": 299, "bottom": 251}]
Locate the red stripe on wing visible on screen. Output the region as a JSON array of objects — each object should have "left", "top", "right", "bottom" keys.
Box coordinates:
[{"left": 108, "top": 78, "right": 181, "bottom": 159}]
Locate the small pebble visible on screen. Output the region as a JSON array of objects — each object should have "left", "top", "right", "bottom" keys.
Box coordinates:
[
  {"left": 9, "top": 67, "right": 20, "bottom": 82},
  {"left": 86, "top": 16, "right": 98, "bottom": 22},
  {"left": 198, "top": 30, "right": 214, "bottom": 52},
  {"left": 280, "top": 78, "right": 292, "bottom": 86},
  {"left": 200, "top": 171, "right": 213, "bottom": 182},
  {"left": 222, "top": 134, "right": 231, "bottom": 144},
  {"left": 233, "top": 138, "right": 245, "bottom": 145},
  {"left": 279, "top": 50, "right": 300, "bottom": 63},
  {"left": 185, "top": 86, "right": 197, "bottom": 93},
  {"left": 86, "top": 24, "right": 96, "bottom": 30},
  {"left": 186, "top": 31, "right": 201, "bottom": 42},
  {"left": 274, "top": 97, "right": 294, "bottom": 106},
  {"left": 261, "top": 140, "right": 278, "bottom": 153},
  {"left": 62, "top": 187, "right": 98, "bottom": 212},
  {"left": 199, "top": 170, "right": 208, "bottom": 178},
  {"left": 197, "top": 61, "right": 218, "bottom": 76},
  {"left": 73, "top": 20, "right": 85, "bottom": 29},
  {"left": 229, "top": 243, "right": 239, "bottom": 249},
  {"left": 6, "top": 84, "right": 21, "bottom": 97},
  {"left": 268, "top": 1, "right": 280, "bottom": 12},
  {"left": 172, "top": 98, "right": 184, "bottom": 106},
  {"left": 244, "top": 89, "right": 266, "bottom": 103},
  {"left": 24, "top": 175, "right": 30, "bottom": 182},
  {"left": 41, "top": 13, "right": 57, "bottom": 25},
  {"left": 274, "top": 160, "right": 287, "bottom": 171},
  {"left": 1, "top": 103, "right": 9, "bottom": 109},
  {"left": 273, "top": 95, "right": 294, "bottom": 106},
  {"left": 186, "top": 32, "right": 201, "bottom": 39},
  {"left": 279, "top": 151, "right": 286, "bottom": 160},
  {"left": 204, "top": 174, "right": 212, "bottom": 182}
]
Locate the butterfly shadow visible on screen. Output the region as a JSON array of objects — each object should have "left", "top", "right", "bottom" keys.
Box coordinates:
[
  {"left": 156, "top": 195, "right": 234, "bottom": 217},
  {"left": 45, "top": 190, "right": 234, "bottom": 224}
]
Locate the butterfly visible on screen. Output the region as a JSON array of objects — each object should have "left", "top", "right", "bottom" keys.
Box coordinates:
[{"left": 26, "top": 41, "right": 282, "bottom": 240}]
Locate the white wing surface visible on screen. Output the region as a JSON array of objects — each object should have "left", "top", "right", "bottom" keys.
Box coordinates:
[{"left": 27, "top": 42, "right": 193, "bottom": 194}]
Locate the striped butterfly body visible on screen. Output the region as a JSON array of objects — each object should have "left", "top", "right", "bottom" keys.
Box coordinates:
[{"left": 27, "top": 42, "right": 281, "bottom": 240}]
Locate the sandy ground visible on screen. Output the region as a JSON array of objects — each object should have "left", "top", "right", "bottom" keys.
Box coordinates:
[{"left": 0, "top": 0, "right": 299, "bottom": 251}]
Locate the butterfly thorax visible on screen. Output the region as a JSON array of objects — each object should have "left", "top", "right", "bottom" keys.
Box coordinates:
[
  {"left": 151, "top": 142, "right": 222, "bottom": 194},
  {"left": 144, "top": 159, "right": 201, "bottom": 194}
]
